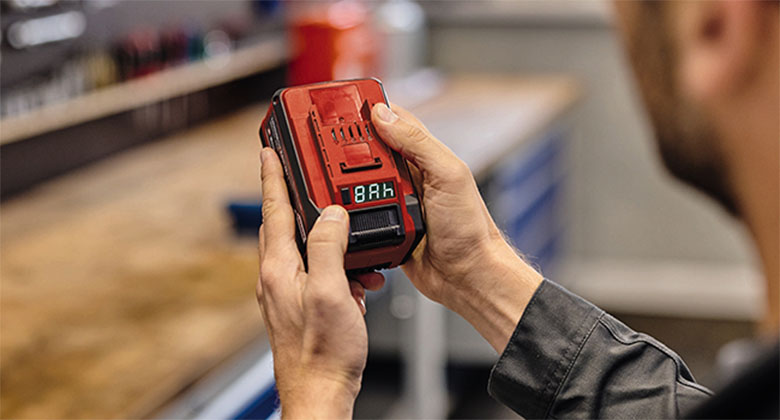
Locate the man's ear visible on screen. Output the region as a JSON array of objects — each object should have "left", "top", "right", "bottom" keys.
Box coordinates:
[{"left": 672, "top": 0, "right": 768, "bottom": 103}]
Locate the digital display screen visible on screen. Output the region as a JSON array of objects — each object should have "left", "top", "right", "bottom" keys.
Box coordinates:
[{"left": 354, "top": 181, "right": 395, "bottom": 204}]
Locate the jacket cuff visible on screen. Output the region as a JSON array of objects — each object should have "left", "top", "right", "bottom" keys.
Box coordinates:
[{"left": 487, "top": 279, "right": 603, "bottom": 418}]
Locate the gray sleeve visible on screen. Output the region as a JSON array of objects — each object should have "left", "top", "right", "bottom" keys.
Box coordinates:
[{"left": 487, "top": 280, "right": 713, "bottom": 419}]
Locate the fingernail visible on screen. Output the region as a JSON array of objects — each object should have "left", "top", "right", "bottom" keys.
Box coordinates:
[
  {"left": 261, "top": 148, "right": 272, "bottom": 164},
  {"left": 320, "top": 205, "right": 346, "bottom": 222},
  {"left": 359, "top": 297, "right": 366, "bottom": 315},
  {"left": 374, "top": 103, "right": 398, "bottom": 123}
]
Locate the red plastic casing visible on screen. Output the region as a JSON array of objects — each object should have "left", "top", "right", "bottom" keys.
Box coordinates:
[{"left": 259, "top": 78, "right": 425, "bottom": 272}]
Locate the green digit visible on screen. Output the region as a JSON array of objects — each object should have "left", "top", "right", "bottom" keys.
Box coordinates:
[{"left": 355, "top": 185, "right": 365, "bottom": 203}]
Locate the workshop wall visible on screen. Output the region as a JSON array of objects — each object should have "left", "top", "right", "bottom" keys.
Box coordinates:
[{"left": 426, "top": 4, "right": 754, "bottom": 264}]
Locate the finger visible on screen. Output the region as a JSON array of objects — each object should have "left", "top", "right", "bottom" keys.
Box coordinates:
[
  {"left": 259, "top": 149, "right": 306, "bottom": 310},
  {"left": 371, "top": 103, "right": 460, "bottom": 177},
  {"left": 407, "top": 162, "right": 424, "bottom": 197},
  {"left": 259, "top": 148, "right": 303, "bottom": 302},
  {"left": 349, "top": 280, "right": 367, "bottom": 315},
  {"left": 260, "top": 147, "right": 297, "bottom": 260},
  {"left": 350, "top": 271, "right": 386, "bottom": 291},
  {"left": 306, "top": 205, "right": 351, "bottom": 298},
  {"left": 256, "top": 225, "right": 266, "bottom": 300},
  {"left": 384, "top": 107, "right": 426, "bottom": 193},
  {"left": 256, "top": 225, "right": 279, "bottom": 330},
  {"left": 258, "top": 224, "right": 266, "bottom": 260}
]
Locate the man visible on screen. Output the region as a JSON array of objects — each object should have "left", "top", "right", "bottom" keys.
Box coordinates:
[{"left": 256, "top": 1, "right": 779, "bottom": 418}]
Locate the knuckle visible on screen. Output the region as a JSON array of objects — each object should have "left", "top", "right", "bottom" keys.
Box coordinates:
[
  {"left": 263, "top": 195, "right": 279, "bottom": 208},
  {"left": 261, "top": 198, "right": 275, "bottom": 216},
  {"left": 454, "top": 159, "right": 472, "bottom": 178},
  {"left": 308, "top": 289, "right": 341, "bottom": 309},
  {"left": 261, "top": 198, "right": 284, "bottom": 218},
  {"left": 307, "top": 228, "right": 342, "bottom": 252},
  {"left": 309, "top": 220, "right": 343, "bottom": 241},
  {"left": 403, "top": 124, "right": 429, "bottom": 144},
  {"left": 439, "top": 158, "right": 471, "bottom": 183},
  {"left": 255, "top": 281, "right": 264, "bottom": 301},
  {"left": 259, "top": 261, "right": 279, "bottom": 287}
]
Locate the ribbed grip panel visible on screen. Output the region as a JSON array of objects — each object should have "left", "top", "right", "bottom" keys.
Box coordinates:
[
  {"left": 350, "top": 207, "right": 398, "bottom": 232},
  {"left": 347, "top": 206, "right": 404, "bottom": 251}
]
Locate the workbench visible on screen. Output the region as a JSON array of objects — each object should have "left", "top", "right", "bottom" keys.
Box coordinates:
[{"left": 0, "top": 74, "right": 578, "bottom": 419}]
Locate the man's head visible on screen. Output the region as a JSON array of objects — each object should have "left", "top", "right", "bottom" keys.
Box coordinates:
[{"left": 613, "top": 1, "right": 779, "bottom": 216}]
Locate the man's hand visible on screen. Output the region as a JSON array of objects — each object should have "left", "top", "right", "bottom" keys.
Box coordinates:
[
  {"left": 257, "top": 147, "right": 383, "bottom": 419},
  {"left": 371, "top": 103, "right": 544, "bottom": 353}
]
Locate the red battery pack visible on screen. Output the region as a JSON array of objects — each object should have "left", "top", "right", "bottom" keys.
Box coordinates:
[{"left": 259, "top": 78, "right": 425, "bottom": 272}]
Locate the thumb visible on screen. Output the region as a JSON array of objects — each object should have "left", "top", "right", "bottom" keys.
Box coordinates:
[
  {"left": 371, "top": 103, "right": 458, "bottom": 176},
  {"left": 306, "top": 205, "right": 351, "bottom": 296}
]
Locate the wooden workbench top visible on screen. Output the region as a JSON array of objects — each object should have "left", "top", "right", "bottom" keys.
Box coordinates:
[{"left": 0, "top": 74, "right": 578, "bottom": 419}]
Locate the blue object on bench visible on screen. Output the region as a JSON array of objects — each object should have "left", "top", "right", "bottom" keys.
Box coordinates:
[{"left": 227, "top": 201, "right": 263, "bottom": 236}]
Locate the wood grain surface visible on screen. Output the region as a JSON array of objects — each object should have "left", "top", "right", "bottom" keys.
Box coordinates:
[{"left": 1, "top": 107, "right": 266, "bottom": 419}]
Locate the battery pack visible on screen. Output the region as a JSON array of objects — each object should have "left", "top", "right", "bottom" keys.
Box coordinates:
[{"left": 259, "top": 78, "right": 425, "bottom": 272}]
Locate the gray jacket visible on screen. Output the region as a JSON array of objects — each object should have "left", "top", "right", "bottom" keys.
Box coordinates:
[{"left": 487, "top": 280, "right": 713, "bottom": 418}]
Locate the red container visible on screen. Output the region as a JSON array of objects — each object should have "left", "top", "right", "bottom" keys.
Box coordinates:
[{"left": 287, "top": 1, "right": 377, "bottom": 86}]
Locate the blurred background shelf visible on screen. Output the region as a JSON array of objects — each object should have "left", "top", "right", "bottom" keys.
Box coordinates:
[
  {"left": 422, "top": 0, "right": 611, "bottom": 26},
  {"left": 0, "top": 35, "right": 287, "bottom": 145},
  {"left": 0, "top": 0, "right": 288, "bottom": 200}
]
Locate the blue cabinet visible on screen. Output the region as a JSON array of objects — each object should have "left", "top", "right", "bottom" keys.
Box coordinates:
[{"left": 484, "top": 130, "right": 567, "bottom": 276}]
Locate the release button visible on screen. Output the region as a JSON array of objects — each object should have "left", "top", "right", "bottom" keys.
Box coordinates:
[
  {"left": 340, "top": 143, "right": 382, "bottom": 173},
  {"left": 344, "top": 143, "right": 373, "bottom": 166}
]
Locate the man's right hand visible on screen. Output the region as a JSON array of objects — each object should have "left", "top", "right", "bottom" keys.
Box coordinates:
[{"left": 371, "top": 103, "right": 544, "bottom": 353}]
